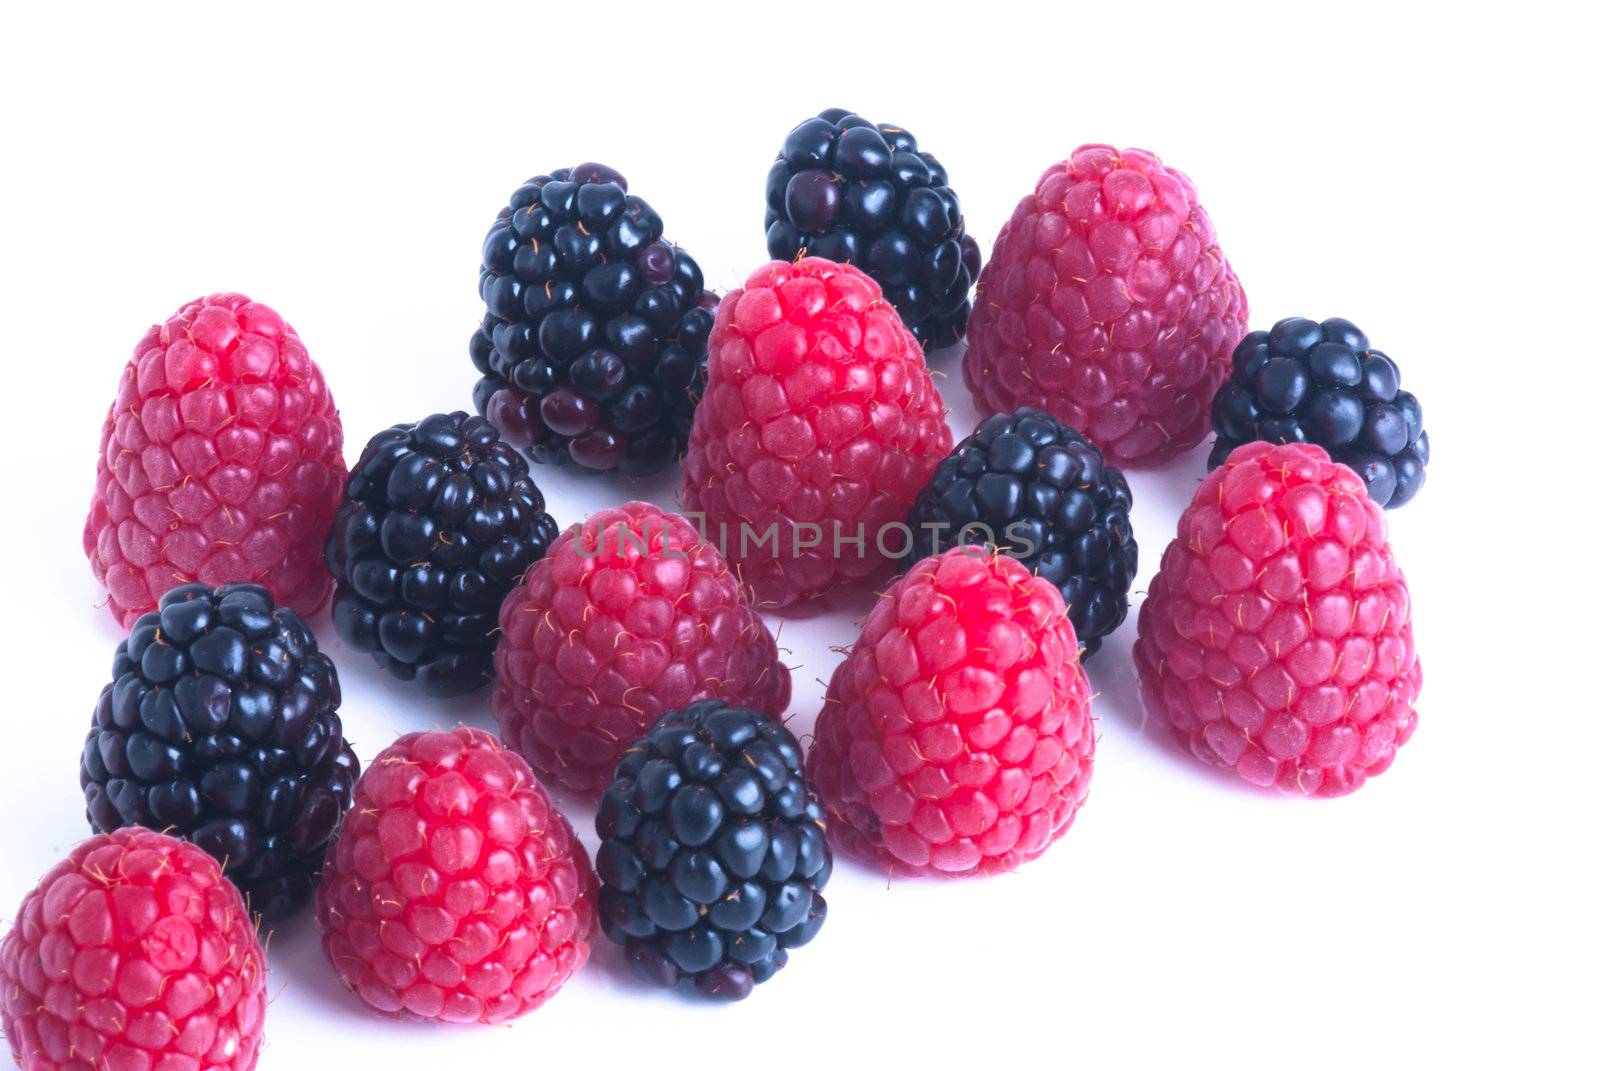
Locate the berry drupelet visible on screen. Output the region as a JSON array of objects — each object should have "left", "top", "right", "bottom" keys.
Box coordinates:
[
  {"left": 596, "top": 701, "right": 830, "bottom": 1000},
  {"left": 79, "top": 583, "right": 359, "bottom": 922},
  {"left": 1209, "top": 317, "right": 1429, "bottom": 507},
  {"left": 906, "top": 409, "right": 1137, "bottom": 658},
  {"left": 765, "top": 108, "right": 980, "bottom": 349},
  {"left": 471, "top": 163, "right": 716, "bottom": 475},
  {"left": 326, "top": 412, "right": 559, "bottom": 696}
]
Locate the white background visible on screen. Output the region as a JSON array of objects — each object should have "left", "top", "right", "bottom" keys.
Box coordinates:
[{"left": 1, "top": 3, "right": 1595, "bottom": 1068}]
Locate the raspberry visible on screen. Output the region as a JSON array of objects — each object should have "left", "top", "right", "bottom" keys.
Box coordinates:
[
  {"left": 906, "top": 408, "right": 1137, "bottom": 657},
  {"left": 963, "top": 146, "right": 1248, "bottom": 468},
  {"left": 314, "top": 728, "right": 596, "bottom": 1022},
  {"left": 1133, "top": 441, "right": 1422, "bottom": 795},
  {"left": 682, "top": 258, "right": 953, "bottom": 611},
  {"left": 807, "top": 548, "right": 1095, "bottom": 876},
  {"left": 595, "top": 700, "right": 830, "bottom": 1000},
  {"left": 494, "top": 502, "right": 791, "bottom": 797},
  {"left": 85, "top": 293, "right": 346, "bottom": 628},
  {"left": 80, "top": 583, "right": 358, "bottom": 922},
  {"left": 326, "top": 412, "right": 560, "bottom": 696},
  {"left": 471, "top": 163, "right": 716, "bottom": 475},
  {"left": 1, "top": 828, "right": 267, "bottom": 1071},
  {"left": 1210, "top": 317, "right": 1429, "bottom": 507},
  {"left": 764, "top": 108, "right": 981, "bottom": 348}
]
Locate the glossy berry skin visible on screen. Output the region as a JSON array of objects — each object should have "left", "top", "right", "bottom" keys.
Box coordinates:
[
  {"left": 325, "top": 412, "right": 559, "bottom": 696},
  {"left": 315, "top": 728, "right": 596, "bottom": 1023},
  {"left": 1209, "top": 317, "right": 1429, "bottom": 507},
  {"left": 1134, "top": 442, "right": 1421, "bottom": 795},
  {"left": 596, "top": 701, "right": 830, "bottom": 1000},
  {"left": 808, "top": 549, "right": 1094, "bottom": 876},
  {"left": 495, "top": 502, "right": 791, "bottom": 798},
  {"left": 471, "top": 163, "right": 716, "bottom": 475},
  {"left": 765, "top": 108, "right": 981, "bottom": 349},
  {"left": 964, "top": 146, "right": 1248, "bottom": 468},
  {"left": 682, "top": 258, "right": 953, "bottom": 612},
  {"left": 0, "top": 829, "right": 267, "bottom": 1071},
  {"left": 907, "top": 408, "right": 1136, "bottom": 658},
  {"left": 85, "top": 293, "right": 346, "bottom": 627},
  {"left": 79, "top": 583, "right": 357, "bottom": 922}
]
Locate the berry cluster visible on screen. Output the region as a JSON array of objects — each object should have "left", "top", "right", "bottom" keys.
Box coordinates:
[
  {"left": 326, "top": 411, "right": 559, "bottom": 696},
  {"left": 494, "top": 501, "right": 791, "bottom": 797},
  {"left": 1135, "top": 442, "right": 1420, "bottom": 795},
  {"left": 906, "top": 408, "right": 1137, "bottom": 657},
  {"left": 596, "top": 701, "right": 830, "bottom": 999},
  {"left": 84, "top": 293, "right": 346, "bottom": 627},
  {"left": 79, "top": 583, "right": 358, "bottom": 921},
  {"left": 315, "top": 728, "right": 596, "bottom": 1022},
  {"left": 1, "top": 829, "right": 268, "bottom": 1071},
  {"left": 471, "top": 164, "right": 716, "bottom": 475},
  {"left": 15, "top": 112, "right": 1435, "bottom": 1065},
  {"left": 1210, "top": 317, "right": 1429, "bottom": 507},
  {"left": 765, "top": 109, "right": 981, "bottom": 348},
  {"left": 682, "top": 257, "right": 953, "bottom": 611},
  {"left": 964, "top": 145, "right": 1249, "bottom": 468},
  {"left": 809, "top": 549, "right": 1096, "bottom": 875}
]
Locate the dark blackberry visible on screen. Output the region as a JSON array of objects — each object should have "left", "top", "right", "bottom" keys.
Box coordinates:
[
  {"left": 595, "top": 700, "right": 830, "bottom": 1001},
  {"left": 764, "top": 108, "right": 981, "bottom": 349},
  {"left": 325, "top": 412, "right": 558, "bottom": 697},
  {"left": 471, "top": 162, "right": 716, "bottom": 475},
  {"left": 1209, "top": 316, "right": 1430, "bottom": 507},
  {"left": 79, "top": 583, "right": 358, "bottom": 922},
  {"left": 906, "top": 408, "right": 1137, "bottom": 658}
]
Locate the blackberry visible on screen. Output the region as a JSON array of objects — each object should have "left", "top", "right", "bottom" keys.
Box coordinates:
[
  {"left": 595, "top": 701, "right": 830, "bottom": 1000},
  {"left": 80, "top": 583, "right": 358, "bottom": 922},
  {"left": 325, "top": 412, "right": 558, "bottom": 696},
  {"left": 1209, "top": 317, "right": 1430, "bottom": 507},
  {"left": 906, "top": 409, "right": 1137, "bottom": 658},
  {"left": 764, "top": 108, "right": 981, "bottom": 349},
  {"left": 471, "top": 163, "right": 716, "bottom": 475}
]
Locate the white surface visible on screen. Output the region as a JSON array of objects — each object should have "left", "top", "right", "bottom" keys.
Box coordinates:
[{"left": 1, "top": 4, "right": 1594, "bottom": 1069}]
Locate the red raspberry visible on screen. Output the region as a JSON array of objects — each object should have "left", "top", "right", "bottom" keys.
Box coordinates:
[
  {"left": 85, "top": 293, "right": 346, "bottom": 627},
  {"left": 314, "top": 727, "right": 596, "bottom": 1022},
  {"left": 963, "top": 146, "right": 1248, "bottom": 468},
  {"left": 1134, "top": 441, "right": 1421, "bottom": 795},
  {"left": 494, "top": 501, "right": 791, "bottom": 797},
  {"left": 1, "top": 828, "right": 267, "bottom": 1071},
  {"left": 682, "top": 258, "right": 953, "bottom": 611},
  {"left": 807, "top": 548, "right": 1094, "bottom": 876}
]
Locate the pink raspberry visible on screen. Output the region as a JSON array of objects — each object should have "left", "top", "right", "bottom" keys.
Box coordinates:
[
  {"left": 494, "top": 501, "right": 791, "bottom": 797},
  {"left": 807, "top": 548, "right": 1094, "bottom": 875},
  {"left": 963, "top": 146, "right": 1248, "bottom": 468},
  {"left": 682, "top": 258, "right": 953, "bottom": 612},
  {"left": 315, "top": 728, "right": 596, "bottom": 1022},
  {"left": 1, "top": 829, "right": 267, "bottom": 1071},
  {"left": 85, "top": 294, "right": 346, "bottom": 627},
  {"left": 1134, "top": 441, "right": 1421, "bottom": 795}
]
